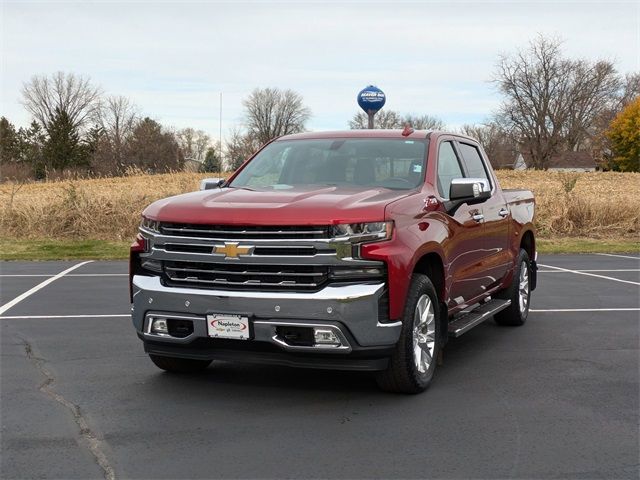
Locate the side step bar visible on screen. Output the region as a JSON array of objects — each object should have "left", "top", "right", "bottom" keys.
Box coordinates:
[{"left": 448, "top": 299, "right": 511, "bottom": 338}]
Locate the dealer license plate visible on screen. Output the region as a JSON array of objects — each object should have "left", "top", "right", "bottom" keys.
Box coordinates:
[{"left": 207, "top": 314, "right": 250, "bottom": 340}]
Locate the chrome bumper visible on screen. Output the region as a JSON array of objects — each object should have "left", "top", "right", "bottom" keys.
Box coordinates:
[{"left": 131, "top": 275, "right": 401, "bottom": 350}]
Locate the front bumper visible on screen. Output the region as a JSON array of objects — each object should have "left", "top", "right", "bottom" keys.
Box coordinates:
[{"left": 132, "top": 276, "right": 401, "bottom": 368}]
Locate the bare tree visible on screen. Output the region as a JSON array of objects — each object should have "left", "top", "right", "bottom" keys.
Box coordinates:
[
  {"left": 562, "top": 60, "right": 620, "bottom": 151},
  {"left": 242, "top": 88, "right": 311, "bottom": 144},
  {"left": 349, "top": 110, "right": 444, "bottom": 130},
  {"left": 225, "top": 128, "right": 261, "bottom": 172},
  {"left": 403, "top": 114, "right": 445, "bottom": 130},
  {"left": 177, "top": 128, "right": 211, "bottom": 162},
  {"left": 460, "top": 123, "right": 518, "bottom": 169},
  {"left": 21, "top": 72, "right": 102, "bottom": 132},
  {"left": 350, "top": 110, "right": 402, "bottom": 129},
  {"left": 494, "top": 35, "right": 621, "bottom": 168},
  {"left": 620, "top": 72, "right": 640, "bottom": 107},
  {"left": 96, "top": 95, "right": 138, "bottom": 170}
]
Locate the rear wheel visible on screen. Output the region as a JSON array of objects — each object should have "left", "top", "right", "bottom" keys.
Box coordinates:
[
  {"left": 149, "top": 354, "right": 211, "bottom": 373},
  {"left": 376, "top": 274, "right": 441, "bottom": 394},
  {"left": 495, "top": 249, "right": 531, "bottom": 326}
]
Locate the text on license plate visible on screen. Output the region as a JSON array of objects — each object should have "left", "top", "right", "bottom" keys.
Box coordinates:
[{"left": 207, "top": 314, "right": 250, "bottom": 340}]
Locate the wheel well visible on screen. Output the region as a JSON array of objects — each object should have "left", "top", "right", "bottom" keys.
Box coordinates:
[
  {"left": 520, "top": 230, "right": 535, "bottom": 259},
  {"left": 413, "top": 253, "right": 448, "bottom": 346},
  {"left": 520, "top": 230, "right": 537, "bottom": 290},
  {"left": 413, "top": 253, "right": 445, "bottom": 302}
]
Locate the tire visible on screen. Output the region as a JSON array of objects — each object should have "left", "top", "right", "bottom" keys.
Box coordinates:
[
  {"left": 376, "top": 274, "right": 441, "bottom": 394},
  {"left": 494, "top": 249, "right": 531, "bottom": 326},
  {"left": 149, "top": 354, "right": 212, "bottom": 373}
]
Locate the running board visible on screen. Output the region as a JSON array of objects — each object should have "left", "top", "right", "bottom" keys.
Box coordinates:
[{"left": 448, "top": 299, "right": 511, "bottom": 337}]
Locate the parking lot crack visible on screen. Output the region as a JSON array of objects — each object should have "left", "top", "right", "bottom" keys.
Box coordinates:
[{"left": 19, "top": 336, "right": 116, "bottom": 480}]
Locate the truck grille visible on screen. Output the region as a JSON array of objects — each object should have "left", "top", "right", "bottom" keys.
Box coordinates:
[
  {"left": 159, "top": 223, "right": 330, "bottom": 240},
  {"left": 163, "top": 261, "right": 329, "bottom": 291}
]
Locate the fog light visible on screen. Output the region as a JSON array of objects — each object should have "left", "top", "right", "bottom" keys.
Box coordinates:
[
  {"left": 151, "top": 318, "right": 169, "bottom": 334},
  {"left": 141, "top": 259, "right": 162, "bottom": 272},
  {"left": 313, "top": 328, "right": 341, "bottom": 346}
]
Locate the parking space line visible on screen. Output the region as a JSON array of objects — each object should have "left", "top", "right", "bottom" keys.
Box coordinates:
[
  {"left": 0, "top": 274, "right": 127, "bottom": 278},
  {"left": 538, "top": 263, "right": 640, "bottom": 286},
  {"left": 0, "top": 314, "right": 129, "bottom": 320},
  {"left": 538, "top": 269, "right": 640, "bottom": 273},
  {"left": 0, "top": 261, "right": 94, "bottom": 315},
  {"left": 595, "top": 253, "right": 640, "bottom": 260},
  {"left": 531, "top": 308, "right": 640, "bottom": 313}
]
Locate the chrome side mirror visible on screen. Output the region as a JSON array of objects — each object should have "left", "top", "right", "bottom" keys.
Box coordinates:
[
  {"left": 200, "top": 178, "right": 225, "bottom": 190},
  {"left": 449, "top": 178, "right": 490, "bottom": 202}
]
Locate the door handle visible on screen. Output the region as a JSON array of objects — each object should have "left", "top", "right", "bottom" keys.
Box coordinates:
[
  {"left": 472, "top": 213, "right": 484, "bottom": 222},
  {"left": 498, "top": 208, "right": 509, "bottom": 218}
]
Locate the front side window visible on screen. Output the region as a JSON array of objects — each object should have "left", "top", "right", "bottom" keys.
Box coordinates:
[
  {"left": 436, "top": 141, "right": 464, "bottom": 199},
  {"left": 229, "top": 138, "right": 428, "bottom": 191},
  {"left": 458, "top": 143, "right": 490, "bottom": 186}
]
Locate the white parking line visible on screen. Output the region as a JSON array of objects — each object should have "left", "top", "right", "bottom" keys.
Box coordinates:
[
  {"left": 538, "top": 263, "right": 640, "bottom": 286},
  {"left": 531, "top": 308, "right": 640, "bottom": 313},
  {"left": 0, "top": 274, "right": 127, "bottom": 277},
  {"left": 595, "top": 253, "right": 640, "bottom": 260},
  {"left": 0, "top": 261, "right": 94, "bottom": 316},
  {"left": 538, "top": 269, "right": 640, "bottom": 273},
  {"left": 0, "top": 314, "right": 130, "bottom": 320}
]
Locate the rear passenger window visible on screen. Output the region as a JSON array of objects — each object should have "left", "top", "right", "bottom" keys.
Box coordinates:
[
  {"left": 437, "top": 141, "right": 464, "bottom": 199},
  {"left": 458, "top": 143, "right": 490, "bottom": 186}
]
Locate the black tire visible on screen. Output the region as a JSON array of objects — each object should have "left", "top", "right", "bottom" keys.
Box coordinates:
[
  {"left": 376, "top": 274, "right": 441, "bottom": 394},
  {"left": 495, "top": 249, "right": 531, "bottom": 326},
  {"left": 149, "top": 354, "right": 212, "bottom": 373}
]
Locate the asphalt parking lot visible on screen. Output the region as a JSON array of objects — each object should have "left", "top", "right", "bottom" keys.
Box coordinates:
[{"left": 1, "top": 253, "right": 638, "bottom": 479}]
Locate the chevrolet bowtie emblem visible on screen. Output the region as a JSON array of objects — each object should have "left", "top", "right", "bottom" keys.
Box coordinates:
[{"left": 213, "top": 242, "right": 254, "bottom": 259}]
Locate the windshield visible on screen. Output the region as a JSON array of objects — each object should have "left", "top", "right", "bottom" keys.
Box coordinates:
[{"left": 229, "top": 138, "right": 428, "bottom": 190}]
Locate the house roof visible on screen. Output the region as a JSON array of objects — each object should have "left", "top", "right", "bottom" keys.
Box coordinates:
[
  {"left": 519, "top": 150, "right": 597, "bottom": 169},
  {"left": 547, "top": 151, "right": 596, "bottom": 169}
]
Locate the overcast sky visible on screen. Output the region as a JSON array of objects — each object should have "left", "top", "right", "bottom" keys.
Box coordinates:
[{"left": 1, "top": 0, "right": 638, "bottom": 140}]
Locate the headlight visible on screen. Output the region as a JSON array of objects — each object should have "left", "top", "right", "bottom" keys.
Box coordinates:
[
  {"left": 140, "top": 216, "right": 160, "bottom": 233},
  {"left": 330, "top": 221, "right": 393, "bottom": 244}
]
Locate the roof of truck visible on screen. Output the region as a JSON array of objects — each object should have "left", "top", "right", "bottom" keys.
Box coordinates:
[
  {"left": 278, "top": 129, "right": 433, "bottom": 140},
  {"left": 278, "top": 129, "right": 477, "bottom": 143}
]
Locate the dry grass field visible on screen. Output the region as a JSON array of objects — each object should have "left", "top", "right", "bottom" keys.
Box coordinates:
[{"left": 1, "top": 171, "right": 638, "bottom": 247}]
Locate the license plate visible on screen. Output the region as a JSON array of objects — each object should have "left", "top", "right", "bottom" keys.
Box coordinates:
[{"left": 207, "top": 314, "right": 250, "bottom": 340}]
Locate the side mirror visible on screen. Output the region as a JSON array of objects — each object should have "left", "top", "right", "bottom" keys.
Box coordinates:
[
  {"left": 200, "top": 178, "right": 225, "bottom": 191},
  {"left": 449, "top": 178, "right": 491, "bottom": 202},
  {"left": 446, "top": 178, "right": 491, "bottom": 214}
]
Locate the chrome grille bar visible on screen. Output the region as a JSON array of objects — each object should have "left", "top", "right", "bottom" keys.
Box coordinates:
[
  {"left": 165, "top": 266, "right": 325, "bottom": 278},
  {"left": 160, "top": 223, "right": 330, "bottom": 240}
]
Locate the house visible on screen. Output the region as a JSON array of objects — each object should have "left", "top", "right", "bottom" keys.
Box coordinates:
[
  {"left": 546, "top": 151, "right": 597, "bottom": 172},
  {"left": 183, "top": 158, "right": 203, "bottom": 173},
  {"left": 507, "top": 151, "right": 597, "bottom": 171}
]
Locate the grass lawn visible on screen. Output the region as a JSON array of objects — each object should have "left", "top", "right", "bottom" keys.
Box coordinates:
[
  {"left": 0, "top": 237, "right": 637, "bottom": 261},
  {"left": 0, "top": 239, "right": 131, "bottom": 261}
]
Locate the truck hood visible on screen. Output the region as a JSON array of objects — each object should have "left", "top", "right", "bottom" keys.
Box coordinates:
[{"left": 143, "top": 185, "right": 409, "bottom": 225}]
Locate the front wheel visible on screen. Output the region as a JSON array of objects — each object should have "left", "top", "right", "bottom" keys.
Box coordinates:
[
  {"left": 149, "top": 354, "right": 212, "bottom": 373},
  {"left": 376, "top": 274, "right": 441, "bottom": 394},
  {"left": 495, "top": 249, "right": 531, "bottom": 326}
]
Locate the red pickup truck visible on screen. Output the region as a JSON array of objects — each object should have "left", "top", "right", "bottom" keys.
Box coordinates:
[{"left": 130, "top": 129, "right": 536, "bottom": 393}]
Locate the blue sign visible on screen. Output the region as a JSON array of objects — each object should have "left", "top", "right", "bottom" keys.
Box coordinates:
[{"left": 357, "top": 85, "right": 386, "bottom": 113}]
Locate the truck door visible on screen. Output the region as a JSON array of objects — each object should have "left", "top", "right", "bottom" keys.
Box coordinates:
[
  {"left": 435, "top": 139, "right": 487, "bottom": 308},
  {"left": 456, "top": 141, "right": 512, "bottom": 290}
]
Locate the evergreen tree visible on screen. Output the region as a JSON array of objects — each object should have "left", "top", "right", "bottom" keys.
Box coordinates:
[
  {"left": 0, "top": 117, "right": 21, "bottom": 164},
  {"left": 18, "top": 121, "right": 47, "bottom": 179},
  {"left": 42, "top": 108, "right": 89, "bottom": 172},
  {"left": 202, "top": 147, "right": 221, "bottom": 173}
]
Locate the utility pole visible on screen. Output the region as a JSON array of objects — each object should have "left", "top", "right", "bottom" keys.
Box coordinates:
[{"left": 219, "top": 92, "right": 223, "bottom": 169}]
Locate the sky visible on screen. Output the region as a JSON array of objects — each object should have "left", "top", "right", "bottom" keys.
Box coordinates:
[{"left": 1, "top": 0, "right": 638, "bottom": 142}]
